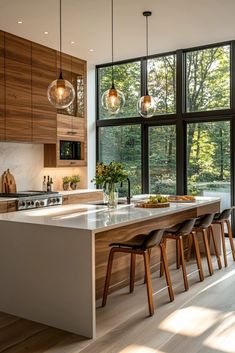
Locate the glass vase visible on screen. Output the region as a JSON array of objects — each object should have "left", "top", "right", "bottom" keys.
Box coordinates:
[{"left": 103, "top": 182, "right": 118, "bottom": 208}]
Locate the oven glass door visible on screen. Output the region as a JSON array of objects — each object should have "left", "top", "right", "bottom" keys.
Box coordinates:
[{"left": 60, "top": 140, "right": 81, "bottom": 160}]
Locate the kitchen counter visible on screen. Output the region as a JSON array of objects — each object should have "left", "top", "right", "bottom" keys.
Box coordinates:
[
  {"left": 0, "top": 196, "right": 220, "bottom": 338},
  {"left": 0, "top": 196, "right": 220, "bottom": 232}
]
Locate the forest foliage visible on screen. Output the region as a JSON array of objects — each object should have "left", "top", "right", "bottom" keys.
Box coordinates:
[{"left": 98, "top": 45, "right": 231, "bottom": 200}]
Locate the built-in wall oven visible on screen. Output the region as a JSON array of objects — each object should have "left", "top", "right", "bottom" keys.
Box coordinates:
[{"left": 60, "top": 140, "right": 82, "bottom": 161}]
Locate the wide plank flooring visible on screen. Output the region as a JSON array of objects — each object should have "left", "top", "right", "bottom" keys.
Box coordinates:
[{"left": 0, "top": 245, "right": 235, "bottom": 353}]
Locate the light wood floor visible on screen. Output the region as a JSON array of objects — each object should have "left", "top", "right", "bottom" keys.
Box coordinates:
[{"left": 0, "top": 245, "right": 235, "bottom": 353}]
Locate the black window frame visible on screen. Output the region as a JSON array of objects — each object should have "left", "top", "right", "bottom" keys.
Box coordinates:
[{"left": 96, "top": 39, "right": 235, "bottom": 229}]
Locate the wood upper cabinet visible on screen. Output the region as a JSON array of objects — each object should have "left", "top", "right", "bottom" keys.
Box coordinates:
[
  {"left": 57, "top": 114, "right": 85, "bottom": 141},
  {"left": 44, "top": 113, "right": 87, "bottom": 168},
  {"left": 5, "top": 33, "right": 32, "bottom": 142},
  {"left": 32, "top": 43, "right": 57, "bottom": 143},
  {"left": 0, "top": 31, "right": 87, "bottom": 149},
  {"left": 0, "top": 31, "right": 5, "bottom": 140}
]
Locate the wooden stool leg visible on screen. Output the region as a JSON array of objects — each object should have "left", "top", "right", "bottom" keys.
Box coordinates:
[
  {"left": 187, "top": 233, "right": 193, "bottom": 262},
  {"left": 102, "top": 248, "right": 115, "bottom": 307},
  {"left": 144, "top": 248, "right": 152, "bottom": 284},
  {"left": 202, "top": 229, "right": 214, "bottom": 276},
  {"left": 143, "top": 251, "right": 154, "bottom": 316},
  {"left": 176, "top": 238, "right": 181, "bottom": 269},
  {"left": 160, "top": 243, "right": 174, "bottom": 301},
  {"left": 192, "top": 231, "right": 204, "bottom": 281},
  {"left": 220, "top": 222, "right": 228, "bottom": 267},
  {"left": 130, "top": 253, "right": 136, "bottom": 293},
  {"left": 210, "top": 225, "right": 222, "bottom": 269},
  {"left": 160, "top": 239, "right": 166, "bottom": 277},
  {"left": 179, "top": 236, "right": 189, "bottom": 291},
  {"left": 226, "top": 219, "right": 235, "bottom": 261}
]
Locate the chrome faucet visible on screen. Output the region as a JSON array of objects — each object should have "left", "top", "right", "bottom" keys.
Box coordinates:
[{"left": 120, "top": 177, "right": 131, "bottom": 204}]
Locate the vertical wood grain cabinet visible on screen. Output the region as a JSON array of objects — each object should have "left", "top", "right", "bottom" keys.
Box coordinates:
[
  {"left": 5, "top": 33, "right": 32, "bottom": 142},
  {"left": 0, "top": 31, "right": 4, "bottom": 140},
  {"left": 0, "top": 30, "right": 87, "bottom": 155},
  {"left": 32, "top": 43, "right": 57, "bottom": 143}
]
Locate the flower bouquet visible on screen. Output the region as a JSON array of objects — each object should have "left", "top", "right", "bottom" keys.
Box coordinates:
[{"left": 92, "top": 162, "right": 128, "bottom": 208}]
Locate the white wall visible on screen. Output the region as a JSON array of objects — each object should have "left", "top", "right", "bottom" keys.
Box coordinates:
[{"left": 0, "top": 142, "right": 87, "bottom": 192}]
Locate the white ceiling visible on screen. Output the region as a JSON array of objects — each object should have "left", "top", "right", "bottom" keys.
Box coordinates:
[{"left": 0, "top": 0, "right": 235, "bottom": 67}]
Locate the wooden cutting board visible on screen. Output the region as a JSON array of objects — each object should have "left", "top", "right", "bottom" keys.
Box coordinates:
[
  {"left": 1, "top": 169, "right": 17, "bottom": 193},
  {"left": 135, "top": 202, "right": 170, "bottom": 208},
  {"left": 2, "top": 171, "right": 8, "bottom": 193}
]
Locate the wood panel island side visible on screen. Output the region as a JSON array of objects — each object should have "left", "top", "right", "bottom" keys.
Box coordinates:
[{"left": 0, "top": 196, "right": 220, "bottom": 338}]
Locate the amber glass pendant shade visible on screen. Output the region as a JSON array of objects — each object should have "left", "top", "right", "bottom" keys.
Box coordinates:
[
  {"left": 102, "top": 85, "right": 125, "bottom": 115},
  {"left": 137, "top": 11, "right": 157, "bottom": 118},
  {"left": 137, "top": 94, "right": 156, "bottom": 118},
  {"left": 47, "top": 73, "right": 75, "bottom": 109}
]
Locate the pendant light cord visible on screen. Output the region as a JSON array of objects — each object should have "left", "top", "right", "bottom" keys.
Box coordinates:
[
  {"left": 59, "top": 0, "right": 62, "bottom": 78},
  {"left": 111, "top": 0, "right": 114, "bottom": 88},
  {"left": 146, "top": 15, "right": 148, "bottom": 58},
  {"left": 145, "top": 13, "right": 149, "bottom": 95}
]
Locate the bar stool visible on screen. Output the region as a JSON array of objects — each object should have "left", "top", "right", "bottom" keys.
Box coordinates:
[
  {"left": 191, "top": 214, "right": 222, "bottom": 276},
  {"left": 161, "top": 218, "right": 204, "bottom": 291},
  {"left": 102, "top": 229, "right": 174, "bottom": 316},
  {"left": 212, "top": 208, "right": 235, "bottom": 267}
]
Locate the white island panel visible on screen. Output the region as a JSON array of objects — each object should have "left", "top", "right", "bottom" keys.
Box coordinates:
[{"left": 0, "top": 221, "right": 95, "bottom": 338}]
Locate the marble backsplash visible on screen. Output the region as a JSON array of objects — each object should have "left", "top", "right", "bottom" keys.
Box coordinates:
[{"left": 0, "top": 142, "right": 88, "bottom": 192}]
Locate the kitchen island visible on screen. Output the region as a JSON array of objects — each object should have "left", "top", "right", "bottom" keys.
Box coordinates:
[{"left": 0, "top": 196, "right": 220, "bottom": 338}]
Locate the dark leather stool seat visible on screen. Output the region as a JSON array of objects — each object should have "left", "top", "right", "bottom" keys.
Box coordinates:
[
  {"left": 162, "top": 218, "right": 204, "bottom": 291},
  {"left": 212, "top": 208, "right": 235, "bottom": 267},
  {"left": 190, "top": 214, "right": 222, "bottom": 276},
  {"left": 102, "top": 229, "right": 174, "bottom": 316}
]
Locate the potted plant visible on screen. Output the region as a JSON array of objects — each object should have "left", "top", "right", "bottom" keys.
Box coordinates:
[
  {"left": 92, "top": 162, "right": 128, "bottom": 208},
  {"left": 62, "top": 176, "right": 70, "bottom": 191},
  {"left": 70, "top": 175, "right": 80, "bottom": 190}
]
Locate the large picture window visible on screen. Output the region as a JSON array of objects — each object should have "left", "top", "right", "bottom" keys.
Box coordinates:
[
  {"left": 96, "top": 40, "right": 234, "bottom": 221},
  {"left": 98, "top": 61, "right": 141, "bottom": 119},
  {"left": 148, "top": 55, "right": 176, "bottom": 114},
  {"left": 187, "top": 121, "right": 231, "bottom": 209},
  {"left": 149, "top": 125, "right": 176, "bottom": 194},
  {"left": 186, "top": 45, "right": 230, "bottom": 112},
  {"left": 99, "top": 125, "right": 142, "bottom": 194}
]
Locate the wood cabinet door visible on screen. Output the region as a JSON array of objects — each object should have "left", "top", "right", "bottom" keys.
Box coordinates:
[
  {"left": 57, "top": 114, "right": 85, "bottom": 141},
  {"left": 32, "top": 43, "right": 57, "bottom": 143},
  {"left": 0, "top": 31, "right": 5, "bottom": 140},
  {"left": 5, "top": 33, "right": 32, "bottom": 142}
]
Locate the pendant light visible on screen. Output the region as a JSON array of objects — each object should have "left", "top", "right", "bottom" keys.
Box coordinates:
[
  {"left": 47, "top": 0, "right": 75, "bottom": 109},
  {"left": 101, "top": 0, "right": 125, "bottom": 115},
  {"left": 137, "top": 11, "right": 156, "bottom": 118}
]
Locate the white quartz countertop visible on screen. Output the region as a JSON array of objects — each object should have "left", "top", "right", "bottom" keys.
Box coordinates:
[{"left": 0, "top": 196, "right": 220, "bottom": 233}]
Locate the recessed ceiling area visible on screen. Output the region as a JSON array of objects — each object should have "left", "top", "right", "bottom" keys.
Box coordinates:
[{"left": 0, "top": 0, "right": 235, "bottom": 66}]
